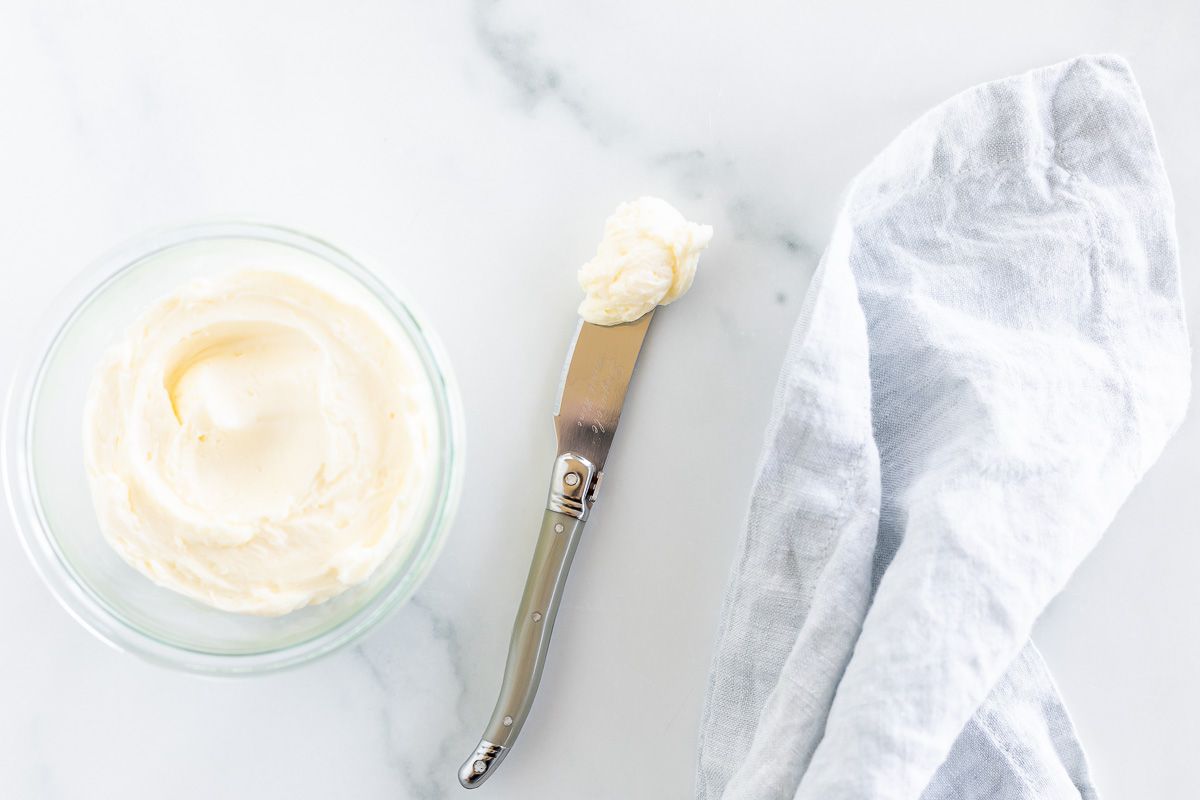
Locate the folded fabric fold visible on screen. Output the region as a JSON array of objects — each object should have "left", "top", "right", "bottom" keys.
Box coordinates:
[{"left": 697, "top": 55, "right": 1189, "bottom": 800}]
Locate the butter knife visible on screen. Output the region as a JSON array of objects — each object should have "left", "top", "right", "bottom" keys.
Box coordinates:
[{"left": 458, "top": 309, "right": 655, "bottom": 788}]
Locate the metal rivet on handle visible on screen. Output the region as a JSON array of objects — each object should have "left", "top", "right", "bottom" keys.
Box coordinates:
[
  {"left": 531, "top": 612, "right": 542, "bottom": 622},
  {"left": 473, "top": 760, "right": 487, "bottom": 775},
  {"left": 564, "top": 472, "right": 580, "bottom": 487}
]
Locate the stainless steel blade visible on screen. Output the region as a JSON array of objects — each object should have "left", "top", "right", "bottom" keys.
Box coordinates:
[{"left": 552, "top": 310, "right": 655, "bottom": 470}]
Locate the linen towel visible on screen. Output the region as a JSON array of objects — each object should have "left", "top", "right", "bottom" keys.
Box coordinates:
[{"left": 696, "top": 55, "right": 1189, "bottom": 800}]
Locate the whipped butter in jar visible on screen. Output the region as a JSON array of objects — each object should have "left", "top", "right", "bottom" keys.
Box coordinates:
[{"left": 84, "top": 249, "right": 442, "bottom": 616}]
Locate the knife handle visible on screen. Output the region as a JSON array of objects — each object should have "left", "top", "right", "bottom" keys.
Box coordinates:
[{"left": 458, "top": 507, "right": 587, "bottom": 788}]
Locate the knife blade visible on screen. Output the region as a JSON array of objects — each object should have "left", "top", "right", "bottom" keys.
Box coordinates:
[{"left": 553, "top": 311, "right": 654, "bottom": 470}]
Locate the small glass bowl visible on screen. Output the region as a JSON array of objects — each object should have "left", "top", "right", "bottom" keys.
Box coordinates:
[{"left": 3, "top": 221, "right": 464, "bottom": 675}]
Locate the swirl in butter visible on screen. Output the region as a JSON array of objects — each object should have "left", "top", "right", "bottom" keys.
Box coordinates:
[
  {"left": 83, "top": 270, "right": 437, "bottom": 616},
  {"left": 577, "top": 197, "right": 713, "bottom": 326}
]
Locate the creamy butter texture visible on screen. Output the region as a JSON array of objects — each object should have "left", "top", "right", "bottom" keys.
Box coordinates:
[
  {"left": 577, "top": 197, "right": 713, "bottom": 325},
  {"left": 84, "top": 270, "right": 437, "bottom": 616}
]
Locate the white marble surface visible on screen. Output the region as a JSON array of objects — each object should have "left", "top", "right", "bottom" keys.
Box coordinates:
[{"left": 1, "top": 1, "right": 1197, "bottom": 797}]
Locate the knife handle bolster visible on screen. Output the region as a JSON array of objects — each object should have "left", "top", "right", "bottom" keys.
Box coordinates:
[{"left": 546, "top": 452, "right": 599, "bottom": 520}]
